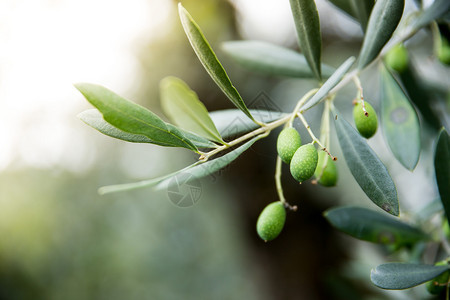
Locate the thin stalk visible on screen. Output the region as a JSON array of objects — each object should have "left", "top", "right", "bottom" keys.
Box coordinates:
[{"left": 275, "top": 156, "right": 297, "bottom": 211}]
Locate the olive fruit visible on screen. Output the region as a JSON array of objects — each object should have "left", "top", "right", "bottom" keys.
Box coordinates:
[
  {"left": 384, "top": 44, "right": 409, "bottom": 73},
  {"left": 426, "top": 261, "right": 449, "bottom": 295},
  {"left": 277, "top": 127, "right": 302, "bottom": 164},
  {"left": 314, "top": 151, "right": 337, "bottom": 187},
  {"left": 353, "top": 100, "right": 378, "bottom": 139},
  {"left": 256, "top": 202, "right": 286, "bottom": 242},
  {"left": 290, "top": 144, "right": 318, "bottom": 183}
]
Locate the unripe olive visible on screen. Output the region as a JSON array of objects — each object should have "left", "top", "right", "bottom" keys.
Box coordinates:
[
  {"left": 290, "top": 144, "right": 318, "bottom": 183},
  {"left": 277, "top": 127, "right": 302, "bottom": 164},
  {"left": 314, "top": 151, "right": 337, "bottom": 187},
  {"left": 353, "top": 100, "right": 378, "bottom": 139},
  {"left": 256, "top": 202, "right": 286, "bottom": 242},
  {"left": 384, "top": 44, "right": 409, "bottom": 73},
  {"left": 426, "top": 261, "right": 449, "bottom": 295},
  {"left": 438, "top": 38, "right": 450, "bottom": 65}
]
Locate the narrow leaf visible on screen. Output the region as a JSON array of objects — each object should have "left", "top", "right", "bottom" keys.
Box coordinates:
[
  {"left": 78, "top": 109, "right": 217, "bottom": 149},
  {"left": 178, "top": 4, "right": 255, "bottom": 122},
  {"left": 221, "top": 40, "right": 335, "bottom": 78},
  {"left": 328, "top": 0, "right": 374, "bottom": 31},
  {"left": 99, "top": 135, "right": 264, "bottom": 194},
  {"left": 289, "top": 0, "right": 322, "bottom": 80},
  {"left": 398, "top": 63, "right": 441, "bottom": 130},
  {"left": 371, "top": 263, "right": 450, "bottom": 290},
  {"left": 156, "top": 135, "right": 264, "bottom": 189},
  {"left": 324, "top": 206, "right": 428, "bottom": 245},
  {"left": 75, "top": 83, "right": 198, "bottom": 152},
  {"left": 413, "top": 0, "right": 450, "bottom": 29},
  {"left": 160, "top": 76, "right": 223, "bottom": 144},
  {"left": 301, "top": 57, "right": 355, "bottom": 112},
  {"left": 209, "top": 109, "right": 287, "bottom": 139},
  {"left": 434, "top": 128, "right": 450, "bottom": 224},
  {"left": 332, "top": 108, "right": 399, "bottom": 216},
  {"left": 380, "top": 65, "right": 421, "bottom": 170},
  {"left": 358, "top": 0, "right": 404, "bottom": 69}
]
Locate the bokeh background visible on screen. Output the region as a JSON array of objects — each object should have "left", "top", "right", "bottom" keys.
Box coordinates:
[{"left": 0, "top": 0, "right": 448, "bottom": 299}]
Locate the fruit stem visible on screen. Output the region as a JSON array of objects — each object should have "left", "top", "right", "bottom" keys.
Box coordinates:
[
  {"left": 353, "top": 76, "right": 368, "bottom": 116},
  {"left": 297, "top": 112, "right": 336, "bottom": 161},
  {"left": 275, "top": 156, "right": 297, "bottom": 211},
  {"left": 288, "top": 88, "right": 319, "bottom": 127}
]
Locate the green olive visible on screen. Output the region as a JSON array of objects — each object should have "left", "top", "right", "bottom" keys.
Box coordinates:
[
  {"left": 385, "top": 44, "right": 409, "bottom": 73},
  {"left": 256, "top": 202, "right": 286, "bottom": 242},
  {"left": 426, "top": 261, "right": 449, "bottom": 295},
  {"left": 277, "top": 127, "right": 302, "bottom": 164},
  {"left": 353, "top": 100, "right": 378, "bottom": 139},
  {"left": 314, "top": 151, "right": 337, "bottom": 187},
  {"left": 290, "top": 144, "right": 318, "bottom": 183}
]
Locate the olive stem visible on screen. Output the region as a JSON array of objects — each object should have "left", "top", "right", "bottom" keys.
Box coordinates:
[
  {"left": 353, "top": 76, "right": 368, "bottom": 116},
  {"left": 288, "top": 88, "right": 319, "bottom": 127},
  {"left": 199, "top": 114, "right": 291, "bottom": 161},
  {"left": 297, "top": 112, "right": 336, "bottom": 161},
  {"left": 275, "top": 156, "right": 297, "bottom": 211}
]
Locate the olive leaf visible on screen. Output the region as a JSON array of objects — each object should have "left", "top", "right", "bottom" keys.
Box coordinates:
[
  {"left": 328, "top": 0, "right": 374, "bottom": 31},
  {"left": 380, "top": 65, "right": 421, "bottom": 171},
  {"left": 78, "top": 109, "right": 217, "bottom": 149},
  {"left": 75, "top": 83, "right": 198, "bottom": 152},
  {"left": 324, "top": 206, "right": 428, "bottom": 245},
  {"left": 332, "top": 108, "right": 399, "bottom": 216},
  {"left": 434, "top": 128, "right": 450, "bottom": 225},
  {"left": 358, "top": 0, "right": 404, "bottom": 69},
  {"left": 289, "top": 0, "right": 322, "bottom": 81},
  {"left": 221, "top": 40, "right": 335, "bottom": 78},
  {"left": 371, "top": 263, "right": 450, "bottom": 290},
  {"left": 209, "top": 109, "right": 287, "bottom": 139},
  {"left": 398, "top": 63, "right": 441, "bottom": 130},
  {"left": 160, "top": 76, "right": 224, "bottom": 144},
  {"left": 178, "top": 4, "right": 256, "bottom": 123},
  {"left": 300, "top": 56, "right": 355, "bottom": 112},
  {"left": 413, "top": 0, "right": 450, "bottom": 29},
  {"left": 98, "top": 135, "right": 264, "bottom": 195}
]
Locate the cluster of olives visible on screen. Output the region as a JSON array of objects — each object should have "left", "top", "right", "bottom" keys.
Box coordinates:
[{"left": 256, "top": 100, "right": 379, "bottom": 242}]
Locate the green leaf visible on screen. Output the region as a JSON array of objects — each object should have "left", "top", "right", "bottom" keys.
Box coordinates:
[
  {"left": 434, "top": 128, "right": 450, "bottom": 225},
  {"left": 332, "top": 108, "right": 399, "bottom": 216},
  {"left": 289, "top": 0, "right": 322, "bottom": 81},
  {"left": 221, "top": 40, "right": 335, "bottom": 78},
  {"left": 160, "top": 76, "right": 223, "bottom": 144},
  {"left": 75, "top": 83, "right": 198, "bottom": 152},
  {"left": 328, "top": 0, "right": 374, "bottom": 31},
  {"left": 413, "top": 0, "right": 450, "bottom": 29},
  {"left": 358, "top": 0, "right": 404, "bottom": 69},
  {"left": 99, "top": 135, "right": 265, "bottom": 194},
  {"left": 78, "top": 109, "right": 217, "bottom": 149},
  {"left": 301, "top": 57, "right": 355, "bottom": 112},
  {"left": 370, "top": 263, "right": 450, "bottom": 290},
  {"left": 380, "top": 65, "right": 421, "bottom": 171},
  {"left": 398, "top": 63, "right": 441, "bottom": 130},
  {"left": 178, "top": 4, "right": 255, "bottom": 122},
  {"left": 324, "top": 206, "right": 428, "bottom": 245},
  {"left": 209, "top": 109, "right": 287, "bottom": 139}
]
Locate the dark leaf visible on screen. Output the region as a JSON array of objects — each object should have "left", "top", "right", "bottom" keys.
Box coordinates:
[
  {"left": 358, "top": 0, "right": 404, "bottom": 69},
  {"left": 324, "top": 206, "right": 428, "bottom": 245},
  {"left": 289, "top": 0, "right": 322, "bottom": 80},
  {"left": 333, "top": 108, "right": 399, "bottom": 216},
  {"left": 371, "top": 263, "right": 450, "bottom": 289}
]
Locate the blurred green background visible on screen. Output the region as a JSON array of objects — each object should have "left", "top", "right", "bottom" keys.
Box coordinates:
[{"left": 0, "top": 0, "right": 448, "bottom": 299}]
